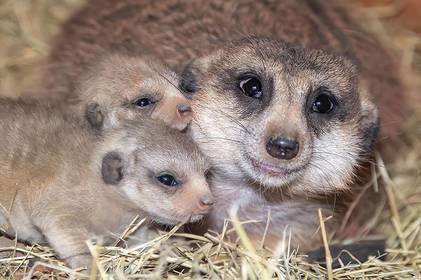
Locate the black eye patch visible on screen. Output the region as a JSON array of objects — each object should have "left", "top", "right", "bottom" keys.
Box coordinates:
[
  {"left": 310, "top": 87, "right": 337, "bottom": 114},
  {"left": 305, "top": 85, "right": 360, "bottom": 135},
  {"left": 218, "top": 69, "right": 273, "bottom": 118}
]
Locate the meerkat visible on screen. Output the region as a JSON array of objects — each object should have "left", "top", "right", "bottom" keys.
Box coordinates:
[
  {"left": 74, "top": 54, "right": 192, "bottom": 132},
  {"left": 0, "top": 98, "right": 213, "bottom": 269},
  {"left": 32, "top": 0, "right": 410, "bottom": 250},
  {"left": 180, "top": 37, "right": 379, "bottom": 250}
]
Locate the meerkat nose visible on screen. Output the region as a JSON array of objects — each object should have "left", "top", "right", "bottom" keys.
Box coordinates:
[
  {"left": 266, "top": 136, "right": 300, "bottom": 160},
  {"left": 177, "top": 104, "right": 192, "bottom": 115},
  {"left": 197, "top": 193, "right": 215, "bottom": 210}
]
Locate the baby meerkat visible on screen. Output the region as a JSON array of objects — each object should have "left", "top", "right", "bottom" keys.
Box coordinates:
[
  {"left": 181, "top": 38, "right": 379, "bottom": 250},
  {"left": 75, "top": 54, "right": 192, "bottom": 132},
  {"left": 0, "top": 98, "right": 212, "bottom": 269}
]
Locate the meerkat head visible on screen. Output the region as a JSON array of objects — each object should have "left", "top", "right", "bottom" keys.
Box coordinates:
[
  {"left": 77, "top": 54, "right": 192, "bottom": 132},
  {"left": 181, "top": 37, "right": 379, "bottom": 194},
  {"left": 98, "top": 119, "right": 213, "bottom": 225}
]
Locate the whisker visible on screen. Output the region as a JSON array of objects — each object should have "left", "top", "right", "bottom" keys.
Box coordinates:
[
  {"left": 149, "top": 64, "right": 185, "bottom": 95},
  {"left": 192, "top": 103, "right": 257, "bottom": 138}
]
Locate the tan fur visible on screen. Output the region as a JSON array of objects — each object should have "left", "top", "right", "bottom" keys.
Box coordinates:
[
  {"left": 0, "top": 98, "right": 211, "bottom": 269},
  {"left": 75, "top": 54, "right": 192, "bottom": 131}
]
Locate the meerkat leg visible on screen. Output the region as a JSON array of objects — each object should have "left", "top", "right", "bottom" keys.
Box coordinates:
[{"left": 34, "top": 216, "right": 93, "bottom": 270}]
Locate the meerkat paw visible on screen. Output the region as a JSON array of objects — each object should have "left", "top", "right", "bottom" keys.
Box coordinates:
[{"left": 65, "top": 253, "right": 93, "bottom": 272}]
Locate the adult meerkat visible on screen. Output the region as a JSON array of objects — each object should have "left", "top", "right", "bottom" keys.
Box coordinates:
[
  {"left": 0, "top": 99, "right": 213, "bottom": 269},
  {"left": 75, "top": 54, "right": 192, "bottom": 132},
  {"left": 182, "top": 38, "right": 379, "bottom": 250}
]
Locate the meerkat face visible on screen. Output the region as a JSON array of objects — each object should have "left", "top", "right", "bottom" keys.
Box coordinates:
[
  {"left": 100, "top": 121, "right": 213, "bottom": 225},
  {"left": 79, "top": 54, "right": 192, "bottom": 132},
  {"left": 181, "top": 38, "right": 379, "bottom": 194}
]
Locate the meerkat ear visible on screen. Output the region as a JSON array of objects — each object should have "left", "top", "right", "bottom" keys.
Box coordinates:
[
  {"left": 85, "top": 102, "right": 104, "bottom": 130},
  {"left": 101, "top": 151, "right": 125, "bottom": 185},
  {"left": 179, "top": 50, "right": 222, "bottom": 98},
  {"left": 180, "top": 62, "right": 203, "bottom": 97},
  {"left": 360, "top": 98, "right": 380, "bottom": 153}
]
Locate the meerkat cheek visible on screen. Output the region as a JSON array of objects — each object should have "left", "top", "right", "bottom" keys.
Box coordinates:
[
  {"left": 305, "top": 132, "right": 360, "bottom": 192},
  {"left": 121, "top": 183, "right": 144, "bottom": 207}
]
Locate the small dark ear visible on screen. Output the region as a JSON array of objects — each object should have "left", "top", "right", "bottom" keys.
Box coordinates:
[
  {"left": 85, "top": 102, "right": 104, "bottom": 130},
  {"left": 179, "top": 62, "right": 202, "bottom": 99},
  {"left": 179, "top": 51, "right": 222, "bottom": 99},
  {"left": 360, "top": 99, "right": 380, "bottom": 153},
  {"left": 102, "top": 151, "right": 125, "bottom": 185}
]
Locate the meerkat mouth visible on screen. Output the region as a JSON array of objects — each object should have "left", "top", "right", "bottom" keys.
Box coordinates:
[{"left": 248, "top": 157, "right": 305, "bottom": 177}]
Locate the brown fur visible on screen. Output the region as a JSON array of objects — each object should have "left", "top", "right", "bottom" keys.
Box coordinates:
[
  {"left": 34, "top": 0, "right": 411, "bottom": 250},
  {"left": 0, "top": 98, "right": 211, "bottom": 269}
]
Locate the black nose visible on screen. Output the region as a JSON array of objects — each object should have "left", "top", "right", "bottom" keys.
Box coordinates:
[{"left": 266, "top": 137, "right": 299, "bottom": 160}]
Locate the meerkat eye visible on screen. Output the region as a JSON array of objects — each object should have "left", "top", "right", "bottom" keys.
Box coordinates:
[
  {"left": 311, "top": 87, "right": 336, "bottom": 114},
  {"left": 238, "top": 76, "right": 263, "bottom": 99},
  {"left": 157, "top": 174, "right": 179, "bottom": 187},
  {"left": 132, "top": 97, "right": 155, "bottom": 107}
]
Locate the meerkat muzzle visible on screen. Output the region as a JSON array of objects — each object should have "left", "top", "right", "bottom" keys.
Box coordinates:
[
  {"left": 266, "top": 136, "right": 300, "bottom": 160},
  {"left": 196, "top": 193, "right": 215, "bottom": 213}
]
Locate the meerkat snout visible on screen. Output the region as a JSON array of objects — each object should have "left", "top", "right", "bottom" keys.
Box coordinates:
[
  {"left": 266, "top": 136, "right": 300, "bottom": 160},
  {"left": 173, "top": 177, "right": 214, "bottom": 220},
  {"left": 196, "top": 192, "right": 215, "bottom": 213},
  {"left": 177, "top": 103, "right": 193, "bottom": 120},
  {"left": 177, "top": 104, "right": 192, "bottom": 114},
  {"left": 199, "top": 193, "right": 214, "bottom": 208}
]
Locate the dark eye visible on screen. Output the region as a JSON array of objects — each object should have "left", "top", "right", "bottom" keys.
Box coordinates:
[
  {"left": 239, "top": 77, "right": 263, "bottom": 99},
  {"left": 312, "top": 88, "right": 335, "bottom": 114},
  {"left": 157, "top": 174, "right": 179, "bottom": 187},
  {"left": 133, "top": 97, "right": 154, "bottom": 107}
]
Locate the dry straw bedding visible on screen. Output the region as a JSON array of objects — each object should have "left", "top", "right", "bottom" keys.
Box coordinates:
[{"left": 0, "top": 0, "right": 419, "bottom": 279}]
